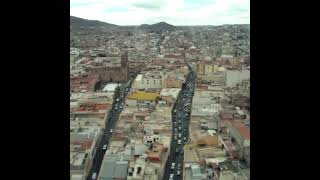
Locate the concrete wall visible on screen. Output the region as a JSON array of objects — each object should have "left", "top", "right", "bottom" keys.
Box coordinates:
[
  {"left": 205, "top": 64, "right": 214, "bottom": 75},
  {"left": 133, "top": 78, "right": 162, "bottom": 89},
  {"left": 126, "top": 99, "right": 138, "bottom": 107},
  {"left": 201, "top": 74, "right": 226, "bottom": 85}
]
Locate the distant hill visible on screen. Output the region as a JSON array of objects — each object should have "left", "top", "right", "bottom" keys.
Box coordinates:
[
  {"left": 138, "top": 22, "right": 176, "bottom": 33},
  {"left": 70, "top": 16, "right": 119, "bottom": 28}
]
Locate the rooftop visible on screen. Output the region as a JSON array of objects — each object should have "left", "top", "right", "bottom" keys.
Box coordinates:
[
  {"left": 127, "top": 91, "right": 159, "bottom": 101},
  {"left": 160, "top": 88, "right": 181, "bottom": 99},
  {"left": 229, "top": 121, "right": 250, "bottom": 140},
  {"left": 99, "top": 159, "right": 129, "bottom": 179},
  {"left": 102, "top": 83, "right": 120, "bottom": 92}
]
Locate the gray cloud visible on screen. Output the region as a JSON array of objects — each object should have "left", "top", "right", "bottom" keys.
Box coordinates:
[{"left": 132, "top": 3, "right": 161, "bottom": 10}]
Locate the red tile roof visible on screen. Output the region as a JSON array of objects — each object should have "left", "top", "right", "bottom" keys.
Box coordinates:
[
  {"left": 231, "top": 121, "right": 250, "bottom": 140},
  {"left": 225, "top": 120, "right": 250, "bottom": 140}
]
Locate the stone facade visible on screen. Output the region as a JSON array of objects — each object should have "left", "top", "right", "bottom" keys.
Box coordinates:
[{"left": 87, "top": 52, "right": 129, "bottom": 82}]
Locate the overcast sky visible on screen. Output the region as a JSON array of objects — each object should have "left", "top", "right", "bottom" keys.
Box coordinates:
[{"left": 70, "top": 0, "right": 250, "bottom": 26}]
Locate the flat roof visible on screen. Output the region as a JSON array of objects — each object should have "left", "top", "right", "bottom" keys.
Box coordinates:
[
  {"left": 71, "top": 174, "right": 83, "bottom": 180},
  {"left": 160, "top": 88, "right": 181, "bottom": 99},
  {"left": 127, "top": 91, "right": 159, "bottom": 101},
  {"left": 103, "top": 83, "right": 119, "bottom": 92},
  {"left": 99, "top": 157, "right": 128, "bottom": 179}
]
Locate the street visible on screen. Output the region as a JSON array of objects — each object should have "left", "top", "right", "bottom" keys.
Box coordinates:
[
  {"left": 86, "top": 74, "right": 137, "bottom": 180},
  {"left": 163, "top": 70, "right": 196, "bottom": 180}
]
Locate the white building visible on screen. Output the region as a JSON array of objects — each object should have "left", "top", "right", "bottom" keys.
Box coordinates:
[{"left": 132, "top": 74, "right": 163, "bottom": 89}]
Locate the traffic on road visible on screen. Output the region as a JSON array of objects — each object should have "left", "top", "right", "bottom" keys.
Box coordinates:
[
  {"left": 163, "top": 70, "right": 196, "bottom": 180},
  {"left": 86, "top": 74, "right": 137, "bottom": 180}
]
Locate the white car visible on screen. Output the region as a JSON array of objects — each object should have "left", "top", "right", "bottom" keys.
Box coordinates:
[
  {"left": 171, "top": 163, "right": 176, "bottom": 169},
  {"left": 177, "top": 170, "right": 181, "bottom": 176},
  {"left": 92, "top": 172, "right": 97, "bottom": 179},
  {"left": 169, "top": 174, "right": 174, "bottom": 180},
  {"left": 110, "top": 129, "right": 113, "bottom": 133},
  {"left": 102, "top": 145, "right": 107, "bottom": 150}
]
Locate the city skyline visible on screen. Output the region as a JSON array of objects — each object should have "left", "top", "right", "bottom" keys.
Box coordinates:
[{"left": 70, "top": 0, "right": 250, "bottom": 26}]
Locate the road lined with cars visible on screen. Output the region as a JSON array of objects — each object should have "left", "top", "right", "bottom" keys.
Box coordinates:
[
  {"left": 163, "top": 70, "right": 196, "bottom": 180},
  {"left": 86, "top": 74, "right": 137, "bottom": 180}
]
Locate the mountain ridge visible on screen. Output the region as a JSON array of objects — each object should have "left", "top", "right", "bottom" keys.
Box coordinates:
[{"left": 70, "top": 16, "right": 119, "bottom": 28}]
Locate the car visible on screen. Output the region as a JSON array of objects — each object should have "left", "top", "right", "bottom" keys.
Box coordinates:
[
  {"left": 177, "top": 163, "right": 182, "bottom": 169},
  {"left": 177, "top": 140, "right": 181, "bottom": 144},
  {"left": 92, "top": 172, "right": 97, "bottom": 179},
  {"left": 177, "top": 170, "right": 181, "bottom": 176},
  {"left": 178, "top": 126, "right": 182, "bottom": 130},
  {"left": 115, "top": 107, "right": 118, "bottom": 110},
  {"left": 171, "top": 163, "right": 176, "bottom": 169},
  {"left": 102, "top": 145, "right": 107, "bottom": 150},
  {"left": 110, "top": 129, "right": 113, "bottom": 133},
  {"left": 178, "top": 133, "right": 182, "bottom": 138},
  {"left": 174, "top": 135, "right": 177, "bottom": 140},
  {"left": 169, "top": 174, "right": 174, "bottom": 180}
]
